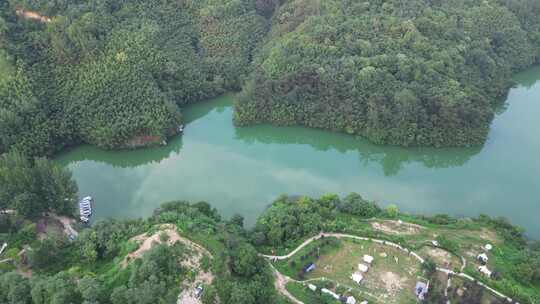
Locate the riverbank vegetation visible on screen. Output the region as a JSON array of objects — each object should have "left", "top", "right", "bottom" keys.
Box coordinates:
[
  {"left": 235, "top": 0, "right": 540, "bottom": 147},
  {"left": 252, "top": 194, "right": 540, "bottom": 303},
  {"left": 0, "top": 201, "right": 284, "bottom": 304},
  {"left": 2, "top": 0, "right": 540, "bottom": 155},
  {"left": 0, "top": 0, "right": 268, "bottom": 156},
  {"left": 0, "top": 151, "right": 77, "bottom": 217},
  {"left": 1, "top": 192, "right": 538, "bottom": 303}
]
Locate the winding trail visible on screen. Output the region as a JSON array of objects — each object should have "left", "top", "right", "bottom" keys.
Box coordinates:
[{"left": 261, "top": 232, "right": 516, "bottom": 304}]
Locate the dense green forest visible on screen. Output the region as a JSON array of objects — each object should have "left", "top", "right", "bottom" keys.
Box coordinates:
[
  {"left": 0, "top": 199, "right": 284, "bottom": 304},
  {"left": 0, "top": 151, "right": 77, "bottom": 217},
  {"left": 2, "top": 0, "right": 539, "bottom": 154},
  {"left": 235, "top": 0, "right": 540, "bottom": 147},
  {"left": 0, "top": 0, "right": 269, "bottom": 156}
]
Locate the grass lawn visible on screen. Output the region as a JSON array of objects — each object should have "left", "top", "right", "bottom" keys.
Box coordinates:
[
  {"left": 306, "top": 239, "right": 421, "bottom": 304},
  {"left": 285, "top": 281, "right": 340, "bottom": 304},
  {"left": 448, "top": 276, "right": 505, "bottom": 304},
  {"left": 274, "top": 237, "right": 423, "bottom": 304}
]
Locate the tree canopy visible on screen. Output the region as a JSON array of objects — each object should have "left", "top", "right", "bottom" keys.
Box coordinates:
[
  {"left": 0, "top": 151, "right": 77, "bottom": 217},
  {"left": 234, "top": 0, "right": 540, "bottom": 147},
  {"left": 0, "top": 0, "right": 269, "bottom": 156}
]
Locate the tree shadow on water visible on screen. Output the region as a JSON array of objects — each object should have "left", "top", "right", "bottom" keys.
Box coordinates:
[{"left": 234, "top": 124, "right": 483, "bottom": 176}]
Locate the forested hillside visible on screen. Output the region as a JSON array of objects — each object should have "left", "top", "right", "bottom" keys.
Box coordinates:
[
  {"left": 2, "top": 0, "right": 539, "bottom": 153},
  {"left": 0, "top": 0, "right": 268, "bottom": 156},
  {"left": 235, "top": 0, "right": 540, "bottom": 147},
  {"left": 0, "top": 200, "right": 283, "bottom": 304}
]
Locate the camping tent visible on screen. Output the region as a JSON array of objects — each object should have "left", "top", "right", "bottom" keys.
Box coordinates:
[
  {"left": 351, "top": 273, "right": 363, "bottom": 284},
  {"left": 358, "top": 263, "right": 369, "bottom": 272},
  {"left": 478, "top": 265, "right": 492, "bottom": 277},
  {"left": 363, "top": 255, "right": 374, "bottom": 264}
]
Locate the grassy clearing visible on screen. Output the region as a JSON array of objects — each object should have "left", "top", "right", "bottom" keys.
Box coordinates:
[
  {"left": 273, "top": 237, "right": 342, "bottom": 278},
  {"left": 275, "top": 238, "right": 422, "bottom": 304},
  {"left": 447, "top": 276, "right": 506, "bottom": 304},
  {"left": 285, "top": 281, "right": 340, "bottom": 304},
  {"left": 307, "top": 239, "right": 420, "bottom": 304}
]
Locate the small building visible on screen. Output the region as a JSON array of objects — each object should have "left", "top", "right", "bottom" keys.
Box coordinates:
[
  {"left": 431, "top": 240, "right": 439, "bottom": 247},
  {"left": 303, "top": 262, "right": 316, "bottom": 273},
  {"left": 358, "top": 263, "right": 369, "bottom": 273},
  {"left": 363, "top": 254, "right": 374, "bottom": 264},
  {"left": 321, "top": 288, "right": 340, "bottom": 300},
  {"left": 308, "top": 284, "right": 317, "bottom": 292},
  {"left": 477, "top": 253, "right": 489, "bottom": 264},
  {"left": 351, "top": 272, "right": 363, "bottom": 284},
  {"left": 415, "top": 281, "right": 429, "bottom": 300},
  {"left": 478, "top": 265, "right": 492, "bottom": 278}
]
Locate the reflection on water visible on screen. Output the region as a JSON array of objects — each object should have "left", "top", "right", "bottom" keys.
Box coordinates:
[
  {"left": 235, "top": 126, "right": 482, "bottom": 176},
  {"left": 56, "top": 67, "right": 540, "bottom": 238}
]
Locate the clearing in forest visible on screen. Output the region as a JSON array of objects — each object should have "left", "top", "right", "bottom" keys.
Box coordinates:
[
  {"left": 370, "top": 220, "right": 424, "bottom": 235},
  {"left": 122, "top": 224, "right": 214, "bottom": 304},
  {"left": 305, "top": 239, "right": 421, "bottom": 304},
  {"left": 418, "top": 246, "right": 462, "bottom": 271}
]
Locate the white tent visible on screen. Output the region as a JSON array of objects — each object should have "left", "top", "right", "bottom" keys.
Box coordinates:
[
  {"left": 363, "top": 255, "right": 374, "bottom": 264},
  {"left": 308, "top": 284, "right": 317, "bottom": 292},
  {"left": 358, "top": 263, "right": 369, "bottom": 272},
  {"left": 351, "top": 272, "right": 363, "bottom": 284},
  {"left": 485, "top": 244, "right": 493, "bottom": 251},
  {"left": 478, "top": 265, "right": 492, "bottom": 277},
  {"left": 346, "top": 296, "right": 357, "bottom": 304}
]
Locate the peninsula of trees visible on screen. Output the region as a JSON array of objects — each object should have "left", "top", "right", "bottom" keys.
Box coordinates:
[
  {"left": 235, "top": 0, "right": 540, "bottom": 147},
  {"left": 2, "top": 0, "right": 540, "bottom": 156}
]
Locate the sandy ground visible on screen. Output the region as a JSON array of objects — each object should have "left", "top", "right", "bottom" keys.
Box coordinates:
[
  {"left": 15, "top": 9, "right": 51, "bottom": 23},
  {"left": 379, "top": 271, "right": 406, "bottom": 298},
  {"left": 121, "top": 224, "right": 215, "bottom": 304},
  {"left": 371, "top": 220, "right": 424, "bottom": 235}
]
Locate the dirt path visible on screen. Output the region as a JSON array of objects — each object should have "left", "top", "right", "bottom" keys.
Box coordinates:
[
  {"left": 269, "top": 264, "right": 303, "bottom": 304},
  {"left": 262, "top": 231, "right": 515, "bottom": 303}
]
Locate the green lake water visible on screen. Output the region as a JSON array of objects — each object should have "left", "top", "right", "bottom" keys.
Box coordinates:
[{"left": 56, "top": 67, "right": 540, "bottom": 238}]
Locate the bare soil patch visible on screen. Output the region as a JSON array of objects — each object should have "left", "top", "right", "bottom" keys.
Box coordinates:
[
  {"left": 15, "top": 9, "right": 51, "bottom": 23},
  {"left": 371, "top": 220, "right": 424, "bottom": 235},
  {"left": 121, "top": 224, "right": 214, "bottom": 304},
  {"left": 419, "top": 246, "right": 462, "bottom": 270}
]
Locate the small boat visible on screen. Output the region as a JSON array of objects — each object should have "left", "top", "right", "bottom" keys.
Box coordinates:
[{"left": 78, "top": 196, "right": 93, "bottom": 223}]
